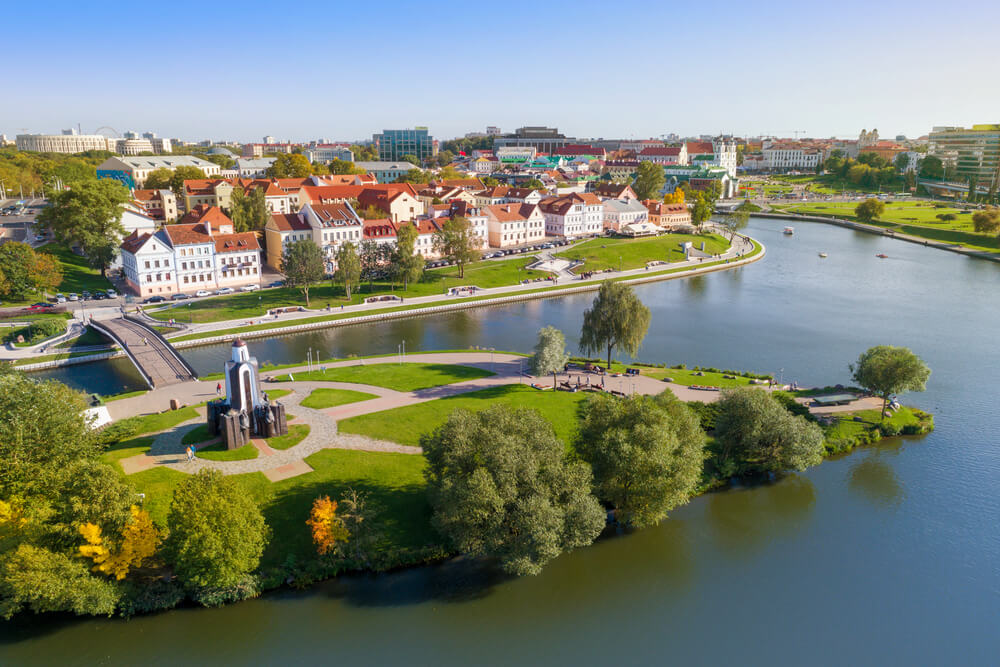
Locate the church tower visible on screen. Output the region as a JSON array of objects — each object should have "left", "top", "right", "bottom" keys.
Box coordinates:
[{"left": 224, "top": 338, "right": 262, "bottom": 414}]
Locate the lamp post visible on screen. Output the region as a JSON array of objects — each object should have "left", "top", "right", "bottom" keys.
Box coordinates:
[{"left": 488, "top": 347, "right": 495, "bottom": 373}]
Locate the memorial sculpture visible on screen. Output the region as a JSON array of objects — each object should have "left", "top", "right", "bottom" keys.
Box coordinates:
[{"left": 206, "top": 338, "right": 287, "bottom": 449}]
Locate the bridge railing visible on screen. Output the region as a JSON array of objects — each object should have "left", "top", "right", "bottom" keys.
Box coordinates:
[
  {"left": 123, "top": 315, "right": 198, "bottom": 380},
  {"left": 89, "top": 319, "right": 155, "bottom": 389}
]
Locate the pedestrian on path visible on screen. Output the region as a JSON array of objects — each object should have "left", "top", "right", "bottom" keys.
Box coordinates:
[
  {"left": 186, "top": 445, "right": 194, "bottom": 462},
  {"left": 216, "top": 382, "right": 222, "bottom": 395}
]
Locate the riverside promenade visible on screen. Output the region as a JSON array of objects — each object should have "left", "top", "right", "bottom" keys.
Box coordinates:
[{"left": 108, "top": 351, "right": 882, "bottom": 482}]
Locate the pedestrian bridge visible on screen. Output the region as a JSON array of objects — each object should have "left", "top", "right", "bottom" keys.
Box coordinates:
[{"left": 90, "top": 316, "right": 198, "bottom": 388}]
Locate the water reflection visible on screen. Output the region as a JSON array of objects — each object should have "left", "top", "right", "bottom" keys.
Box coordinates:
[
  {"left": 705, "top": 474, "right": 816, "bottom": 557},
  {"left": 848, "top": 446, "right": 905, "bottom": 509}
]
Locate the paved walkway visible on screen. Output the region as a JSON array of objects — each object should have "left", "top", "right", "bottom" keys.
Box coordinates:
[{"left": 92, "top": 317, "right": 196, "bottom": 387}]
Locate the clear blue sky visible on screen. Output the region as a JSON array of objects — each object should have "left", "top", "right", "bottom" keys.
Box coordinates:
[{"left": 3, "top": 0, "right": 998, "bottom": 142}]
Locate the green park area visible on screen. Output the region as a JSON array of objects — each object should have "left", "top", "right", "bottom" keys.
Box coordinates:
[
  {"left": 555, "top": 233, "right": 730, "bottom": 272},
  {"left": 340, "top": 384, "right": 589, "bottom": 447},
  {"left": 145, "top": 256, "right": 548, "bottom": 325},
  {"left": 644, "top": 367, "right": 770, "bottom": 388},
  {"left": 739, "top": 180, "right": 793, "bottom": 197},
  {"left": 300, "top": 387, "right": 378, "bottom": 409},
  {"left": 772, "top": 201, "right": 1000, "bottom": 253},
  {"left": 272, "top": 362, "right": 492, "bottom": 391},
  {"left": 39, "top": 243, "right": 114, "bottom": 294},
  {"left": 770, "top": 173, "right": 905, "bottom": 195}
]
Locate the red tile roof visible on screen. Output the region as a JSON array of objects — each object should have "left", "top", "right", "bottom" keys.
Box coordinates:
[
  {"left": 269, "top": 213, "right": 310, "bottom": 232},
  {"left": 538, "top": 193, "right": 603, "bottom": 216},
  {"left": 685, "top": 141, "right": 714, "bottom": 155},
  {"left": 486, "top": 203, "right": 539, "bottom": 222},
  {"left": 215, "top": 233, "right": 260, "bottom": 254},
  {"left": 363, "top": 219, "right": 397, "bottom": 240},
  {"left": 177, "top": 205, "right": 233, "bottom": 228},
  {"left": 638, "top": 146, "right": 682, "bottom": 157},
  {"left": 121, "top": 231, "right": 152, "bottom": 254}
]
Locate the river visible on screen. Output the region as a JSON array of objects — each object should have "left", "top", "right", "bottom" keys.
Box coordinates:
[{"left": 5, "top": 218, "right": 999, "bottom": 665}]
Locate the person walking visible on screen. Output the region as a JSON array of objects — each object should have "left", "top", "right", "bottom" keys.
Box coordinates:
[
  {"left": 216, "top": 382, "right": 222, "bottom": 396},
  {"left": 185, "top": 445, "right": 194, "bottom": 462}
]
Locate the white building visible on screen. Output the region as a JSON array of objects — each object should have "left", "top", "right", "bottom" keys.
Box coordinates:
[
  {"left": 485, "top": 204, "right": 545, "bottom": 248},
  {"left": 538, "top": 192, "right": 604, "bottom": 239},
  {"left": 16, "top": 131, "right": 109, "bottom": 153},
  {"left": 602, "top": 198, "right": 649, "bottom": 232},
  {"left": 762, "top": 143, "right": 823, "bottom": 171},
  {"left": 96, "top": 156, "right": 221, "bottom": 188},
  {"left": 303, "top": 145, "right": 354, "bottom": 164},
  {"left": 235, "top": 158, "right": 276, "bottom": 178}
]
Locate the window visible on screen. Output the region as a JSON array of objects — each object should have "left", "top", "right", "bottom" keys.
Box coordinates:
[{"left": 144, "top": 260, "right": 150, "bottom": 269}]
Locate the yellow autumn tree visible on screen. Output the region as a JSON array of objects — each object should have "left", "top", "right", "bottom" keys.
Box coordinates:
[
  {"left": 663, "top": 188, "right": 685, "bottom": 204},
  {"left": 79, "top": 506, "right": 160, "bottom": 580},
  {"left": 306, "top": 496, "right": 349, "bottom": 556}
]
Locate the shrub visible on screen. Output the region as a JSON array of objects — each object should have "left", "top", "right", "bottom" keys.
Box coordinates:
[
  {"left": 117, "top": 579, "right": 186, "bottom": 617},
  {"left": 936, "top": 213, "right": 957, "bottom": 221},
  {"left": 878, "top": 421, "right": 902, "bottom": 437},
  {"left": 3, "top": 318, "right": 67, "bottom": 344},
  {"left": 188, "top": 574, "right": 261, "bottom": 607}
]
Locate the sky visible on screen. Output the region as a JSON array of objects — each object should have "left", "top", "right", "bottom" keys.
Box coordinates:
[{"left": 3, "top": 0, "right": 999, "bottom": 143}]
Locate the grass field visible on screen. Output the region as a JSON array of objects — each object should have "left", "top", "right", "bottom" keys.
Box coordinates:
[
  {"left": 10, "top": 350, "right": 106, "bottom": 367},
  {"left": 644, "top": 368, "right": 768, "bottom": 388},
  {"left": 824, "top": 407, "right": 921, "bottom": 441},
  {"left": 38, "top": 243, "right": 114, "bottom": 294},
  {"left": 273, "top": 362, "right": 493, "bottom": 392},
  {"left": 146, "top": 256, "right": 546, "bottom": 324},
  {"left": 267, "top": 424, "right": 310, "bottom": 450},
  {"left": 771, "top": 173, "right": 905, "bottom": 195},
  {"left": 300, "top": 387, "right": 378, "bottom": 409},
  {"left": 54, "top": 326, "right": 111, "bottom": 349},
  {"left": 196, "top": 441, "right": 259, "bottom": 461},
  {"left": 338, "top": 384, "right": 591, "bottom": 447},
  {"left": 181, "top": 424, "right": 213, "bottom": 446},
  {"left": 100, "top": 436, "right": 155, "bottom": 465},
  {"left": 555, "top": 233, "right": 730, "bottom": 271},
  {"left": 773, "top": 201, "right": 1000, "bottom": 253}
]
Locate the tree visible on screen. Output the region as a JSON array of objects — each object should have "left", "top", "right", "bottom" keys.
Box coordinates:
[
  {"left": 436, "top": 150, "right": 455, "bottom": 167},
  {"left": 31, "top": 250, "right": 62, "bottom": 294},
  {"left": 968, "top": 175, "right": 979, "bottom": 202},
  {"left": 663, "top": 188, "right": 685, "bottom": 204},
  {"left": 523, "top": 178, "right": 545, "bottom": 190},
  {"left": 203, "top": 153, "right": 235, "bottom": 170},
  {"left": 229, "top": 187, "right": 269, "bottom": 232},
  {"left": 37, "top": 179, "right": 130, "bottom": 276},
  {"left": 972, "top": 206, "right": 1000, "bottom": 234},
  {"left": 334, "top": 241, "right": 362, "bottom": 300},
  {"left": 401, "top": 153, "right": 421, "bottom": 167},
  {"left": 78, "top": 506, "right": 159, "bottom": 580},
  {"left": 306, "top": 496, "right": 349, "bottom": 556},
  {"left": 919, "top": 155, "right": 944, "bottom": 180},
  {"left": 0, "top": 243, "right": 62, "bottom": 300},
  {"left": 851, "top": 345, "right": 931, "bottom": 419},
  {"left": 0, "top": 544, "right": 120, "bottom": 619},
  {"left": 855, "top": 198, "right": 885, "bottom": 223},
  {"left": 576, "top": 391, "right": 705, "bottom": 527},
  {"left": 358, "top": 239, "right": 384, "bottom": 291},
  {"left": 0, "top": 374, "right": 97, "bottom": 497},
  {"left": 396, "top": 168, "right": 430, "bottom": 184},
  {"left": 166, "top": 470, "right": 268, "bottom": 589},
  {"left": 579, "top": 281, "right": 651, "bottom": 370},
  {"left": 267, "top": 153, "right": 312, "bottom": 178},
  {"left": 432, "top": 216, "right": 480, "bottom": 278},
  {"left": 421, "top": 405, "right": 604, "bottom": 575},
  {"left": 168, "top": 166, "right": 208, "bottom": 198},
  {"left": 720, "top": 208, "right": 749, "bottom": 241},
  {"left": 530, "top": 326, "right": 569, "bottom": 386},
  {"left": 438, "top": 165, "right": 463, "bottom": 180},
  {"left": 391, "top": 222, "right": 424, "bottom": 289},
  {"left": 46, "top": 459, "right": 135, "bottom": 551},
  {"left": 282, "top": 239, "right": 325, "bottom": 306},
  {"left": 142, "top": 167, "right": 174, "bottom": 190},
  {"left": 632, "top": 161, "right": 665, "bottom": 200},
  {"left": 329, "top": 158, "right": 365, "bottom": 175},
  {"left": 894, "top": 153, "right": 910, "bottom": 174},
  {"left": 690, "top": 192, "right": 712, "bottom": 228},
  {"left": 713, "top": 388, "right": 825, "bottom": 477}
]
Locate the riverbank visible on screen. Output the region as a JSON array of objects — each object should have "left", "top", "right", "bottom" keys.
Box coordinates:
[
  {"left": 92, "top": 352, "right": 933, "bottom": 619},
  {"left": 5, "top": 235, "right": 762, "bottom": 370}
]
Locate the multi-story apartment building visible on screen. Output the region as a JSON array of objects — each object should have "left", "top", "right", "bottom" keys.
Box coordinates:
[
  {"left": 928, "top": 124, "right": 1000, "bottom": 189},
  {"left": 602, "top": 198, "right": 649, "bottom": 232},
  {"left": 241, "top": 143, "right": 297, "bottom": 158},
  {"left": 353, "top": 161, "right": 414, "bottom": 183},
  {"left": 762, "top": 143, "right": 823, "bottom": 171},
  {"left": 263, "top": 202, "right": 364, "bottom": 272},
  {"left": 132, "top": 189, "right": 178, "bottom": 222},
  {"left": 485, "top": 204, "right": 545, "bottom": 248},
  {"left": 235, "top": 158, "right": 276, "bottom": 178},
  {"left": 303, "top": 145, "right": 354, "bottom": 164},
  {"left": 538, "top": 193, "right": 604, "bottom": 239},
  {"left": 493, "top": 126, "right": 569, "bottom": 154},
  {"left": 637, "top": 145, "right": 687, "bottom": 165},
  {"left": 372, "top": 127, "right": 437, "bottom": 162},
  {"left": 120, "top": 207, "right": 261, "bottom": 298},
  {"left": 643, "top": 200, "right": 692, "bottom": 229}
]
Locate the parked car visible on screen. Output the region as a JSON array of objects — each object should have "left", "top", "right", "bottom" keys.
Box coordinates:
[
  {"left": 144, "top": 295, "right": 166, "bottom": 304},
  {"left": 106, "top": 289, "right": 117, "bottom": 298},
  {"left": 26, "top": 303, "right": 54, "bottom": 312},
  {"left": 54, "top": 293, "right": 66, "bottom": 303},
  {"left": 171, "top": 293, "right": 189, "bottom": 301},
  {"left": 240, "top": 284, "right": 260, "bottom": 292},
  {"left": 81, "top": 291, "right": 91, "bottom": 299},
  {"left": 216, "top": 287, "right": 235, "bottom": 295},
  {"left": 194, "top": 290, "right": 211, "bottom": 297},
  {"left": 266, "top": 280, "right": 285, "bottom": 288},
  {"left": 93, "top": 292, "right": 107, "bottom": 300},
  {"left": 68, "top": 293, "right": 79, "bottom": 301}
]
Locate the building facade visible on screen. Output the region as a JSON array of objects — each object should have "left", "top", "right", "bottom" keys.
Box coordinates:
[
  {"left": 485, "top": 204, "right": 545, "bottom": 248},
  {"left": 16, "top": 131, "right": 109, "bottom": 153},
  {"left": 538, "top": 193, "right": 604, "bottom": 239},
  {"left": 928, "top": 124, "right": 1000, "bottom": 188},
  {"left": 372, "top": 128, "right": 437, "bottom": 162},
  {"left": 96, "top": 156, "right": 221, "bottom": 189}
]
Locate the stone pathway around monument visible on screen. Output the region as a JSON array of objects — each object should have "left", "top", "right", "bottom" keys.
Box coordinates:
[{"left": 111, "top": 351, "right": 884, "bottom": 481}]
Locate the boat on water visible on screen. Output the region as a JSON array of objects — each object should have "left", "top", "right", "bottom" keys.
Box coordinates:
[
  {"left": 876, "top": 253, "right": 888, "bottom": 258},
  {"left": 819, "top": 252, "right": 828, "bottom": 258},
  {"left": 783, "top": 226, "right": 794, "bottom": 235}
]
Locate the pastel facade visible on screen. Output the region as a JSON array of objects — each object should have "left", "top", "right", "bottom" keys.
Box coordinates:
[{"left": 538, "top": 192, "right": 604, "bottom": 238}]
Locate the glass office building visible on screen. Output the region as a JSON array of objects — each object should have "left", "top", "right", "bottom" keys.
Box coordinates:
[
  {"left": 928, "top": 124, "right": 1000, "bottom": 189},
  {"left": 372, "top": 127, "right": 437, "bottom": 162}
]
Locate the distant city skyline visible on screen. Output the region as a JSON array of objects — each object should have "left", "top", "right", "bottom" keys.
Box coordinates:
[{"left": 3, "top": 0, "right": 998, "bottom": 143}]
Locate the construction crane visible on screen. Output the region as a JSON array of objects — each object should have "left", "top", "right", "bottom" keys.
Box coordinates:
[{"left": 779, "top": 130, "right": 808, "bottom": 140}]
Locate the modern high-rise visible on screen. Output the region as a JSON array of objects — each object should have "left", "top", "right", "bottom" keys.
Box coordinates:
[
  {"left": 493, "top": 126, "right": 569, "bottom": 154},
  {"left": 372, "top": 127, "right": 437, "bottom": 162},
  {"left": 928, "top": 124, "right": 1000, "bottom": 189}
]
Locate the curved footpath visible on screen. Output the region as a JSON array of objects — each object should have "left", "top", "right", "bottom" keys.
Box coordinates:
[
  {"left": 4, "top": 231, "right": 762, "bottom": 369},
  {"left": 110, "top": 351, "right": 883, "bottom": 482}
]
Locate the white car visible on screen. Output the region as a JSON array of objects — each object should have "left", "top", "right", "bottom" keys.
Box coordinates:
[
  {"left": 195, "top": 290, "right": 211, "bottom": 297},
  {"left": 68, "top": 293, "right": 79, "bottom": 301},
  {"left": 55, "top": 293, "right": 67, "bottom": 303},
  {"left": 216, "top": 287, "right": 235, "bottom": 295},
  {"left": 240, "top": 284, "right": 260, "bottom": 292}
]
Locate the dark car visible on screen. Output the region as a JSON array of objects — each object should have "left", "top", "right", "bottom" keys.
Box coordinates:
[
  {"left": 25, "top": 303, "right": 55, "bottom": 312},
  {"left": 93, "top": 292, "right": 107, "bottom": 300},
  {"left": 171, "top": 293, "right": 189, "bottom": 301},
  {"left": 144, "top": 295, "right": 167, "bottom": 304},
  {"left": 266, "top": 280, "right": 285, "bottom": 288}
]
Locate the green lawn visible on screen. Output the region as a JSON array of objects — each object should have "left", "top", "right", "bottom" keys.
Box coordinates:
[
  {"left": 196, "top": 441, "right": 259, "bottom": 461},
  {"left": 111, "top": 406, "right": 199, "bottom": 437},
  {"left": 645, "top": 368, "right": 768, "bottom": 388},
  {"left": 38, "top": 243, "right": 113, "bottom": 294},
  {"left": 338, "top": 384, "right": 590, "bottom": 448},
  {"left": 181, "top": 423, "right": 213, "bottom": 446},
  {"left": 555, "top": 233, "right": 730, "bottom": 272},
  {"left": 55, "top": 326, "right": 112, "bottom": 349},
  {"left": 824, "top": 407, "right": 921, "bottom": 441},
  {"left": 100, "top": 436, "right": 155, "bottom": 465},
  {"left": 771, "top": 173, "right": 905, "bottom": 195},
  {"left": 273, "top": 362, "right": 493, "bottom": 392},
  {"left": 147, "top": 256, "right": 547, "bottom": 324},
  {"left": 102, "top": 389, "right": 149, "bottom": 402},
  {"left": 267, "top": 424, "right": 310, "bottom": 450},
  {"left": 300, "top": 387, "right": 378, "bottom": 409},
  {"left": 774, "top": 201, "right": 1000, "bottom": 253},
  {"left": 10, "top": 350, "right": 102, "bottom": 367}
]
